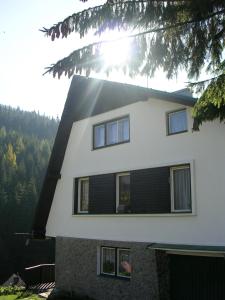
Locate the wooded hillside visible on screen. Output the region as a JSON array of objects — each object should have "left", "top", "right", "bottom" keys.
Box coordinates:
[{"left": 0, "top": 105, "right": 59, "bottom": 283}]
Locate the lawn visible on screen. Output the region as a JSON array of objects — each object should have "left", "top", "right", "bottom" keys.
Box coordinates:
[
  {"left": 0, "top": 287, "right": 42, "bottom": 300},
  {"left": 0, "top": 294, "right": 42, "bottom": 300}
]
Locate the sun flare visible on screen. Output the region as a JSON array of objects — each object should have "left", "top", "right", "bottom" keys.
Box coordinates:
[{"left": 101, "top": 36, "right": 131, "bottom": 67}]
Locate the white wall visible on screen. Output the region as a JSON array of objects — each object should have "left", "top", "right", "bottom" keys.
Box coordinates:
[{"left": 46, "top": 97, "right": 225, "bottom": 246}]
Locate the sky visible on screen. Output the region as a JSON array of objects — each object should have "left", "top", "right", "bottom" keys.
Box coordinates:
[{"left": 0, "top": 0, "right": 189, "bottom": 118}]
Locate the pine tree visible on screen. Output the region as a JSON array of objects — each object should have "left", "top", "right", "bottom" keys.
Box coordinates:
[
  {"left": 5, "top": 143, "right": 17, "bottom": 168},
  {"left": 41, "top": 0, "right": 225, "bottom": 129}
]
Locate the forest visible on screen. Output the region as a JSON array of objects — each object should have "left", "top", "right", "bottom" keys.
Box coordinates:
[{"left": 0, "top": 105, "right": 59, "bottom": 283}]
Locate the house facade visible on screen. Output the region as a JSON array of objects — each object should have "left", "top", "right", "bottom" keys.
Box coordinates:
[{"left": 32, "top": 76, "right": 225, "bottom": 300}]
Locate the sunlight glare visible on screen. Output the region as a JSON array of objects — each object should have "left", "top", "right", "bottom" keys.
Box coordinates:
[{"left": 101, "top": 37, "right": 131, "bottom": 67}]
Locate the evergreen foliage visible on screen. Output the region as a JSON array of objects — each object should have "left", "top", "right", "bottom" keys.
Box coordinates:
[
  {"left": 42, "top": 0, "right": 225, "bottom": 129},
  {"left": 0, "top": 105, "right": 58, "bottom": 281}
]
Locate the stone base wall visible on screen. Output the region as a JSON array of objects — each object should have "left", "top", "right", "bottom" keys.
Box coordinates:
[{"left": 56, "top": 236, "right": 163, "bottom": 300}]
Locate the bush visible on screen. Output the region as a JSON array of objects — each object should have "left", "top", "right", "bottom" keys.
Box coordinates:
[{"left": 49, "top": 289, "right": 96, "bottom": 300}]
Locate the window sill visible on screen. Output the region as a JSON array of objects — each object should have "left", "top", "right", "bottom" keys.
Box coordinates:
[
  {"left": 99, "top": 274, "right": 131, "bottom": 281},
  {"left": 167, "top": 130, "right": 188, "bottom": 136},
  {"left": 72, "top": 212, "right": 196, "bottom": 217},
  {"left": 92, "top": 139, "right": 130, "bottom": 151}
]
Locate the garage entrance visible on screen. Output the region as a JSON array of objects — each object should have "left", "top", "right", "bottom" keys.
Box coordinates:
[{"left": 170, "top": 254, "right": 225, "bottom": 300}]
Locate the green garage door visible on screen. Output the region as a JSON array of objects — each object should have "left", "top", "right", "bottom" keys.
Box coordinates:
[{"left": 170, "top": 255, "right": 225, "bottom": 300}]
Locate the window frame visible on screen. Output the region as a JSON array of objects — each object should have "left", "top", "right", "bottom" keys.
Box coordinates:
[
  {"left": 116, "top": 172, "right": 131, "bottom": 213},
  {"left": 116, "top": 248, "right": 132, "bottom": 279},
  {"left": 167, "top": 109, "right": 188, "bottom": 136},
  {"left": 93, "top": 115, "right": 130, "bottom": 150},
  {"left": 77, "top": 177, "right": 89, "bottom": 214},
  {"left": 100, "top": 246, "right": 131, "bottom": 279},
  {"left": 170, "top": 165, "right": 192, "bottom": 213},
  {"left": 100, "top": 246, "right": 116, "bottom": 276}
]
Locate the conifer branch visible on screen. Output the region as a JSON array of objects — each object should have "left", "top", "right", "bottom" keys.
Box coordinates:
[
  {"left": 41, "top": 0, "right": 224, "bottom": 40},
  {"left": 44, "top": 7, "right": 225, "bottom": 79}
]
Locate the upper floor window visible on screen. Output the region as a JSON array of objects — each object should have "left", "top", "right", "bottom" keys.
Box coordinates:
[
  {"left": 74, "top": 164, "right": 193, "bottom": 215},
  {"left": 93, "top": 116, "right": 130, "bottom": 149},
  {"left": 116, "top": 173, "right": 131, "bottom": 213},
  {"left": 78, "top": 177, "right": 89, "bottom": 213},
  {"left": 170, "top": 165, "right": 191, "bottom": 212},
  {"left": 167, "top": 109, "right": 187, "bottom": 135}
]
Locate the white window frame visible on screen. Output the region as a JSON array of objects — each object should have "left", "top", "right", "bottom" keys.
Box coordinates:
[
  {"left": 117, "top": 248, "right": 131, "bottom": 279},
  {"left": 106, "top": 120, "right": 118, "bottom": 145},
  {"left": 170, "top": 165, "right": 192, "bottom": 213},
  {"left": 116, "top": 172, "right": 130, "bottom": 213},
  {"left": 167, "top": 109, "right": 188, "bottom": 135},
  {"left": 101, "top": 247, "right": 116, "bottom": 276},
  {"left": 78, "top": 177, "right": 89, "bottom": 214},
  {"left": 94, "top": 124, "right": 105, "bottom": 148}
]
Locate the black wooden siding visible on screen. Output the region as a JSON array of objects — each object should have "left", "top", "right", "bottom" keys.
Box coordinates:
[
  {"left": 130, "top": 167, "right": 171, "bottom": 213},
  {"left": 89, "top": 174, "right": 116, "bottom": 214},
  {"left": 170, "top": 255, "right": 225, "bottom": 300},
  {"left": 74, "top": 166, "right": 173, "bottom": 214}
]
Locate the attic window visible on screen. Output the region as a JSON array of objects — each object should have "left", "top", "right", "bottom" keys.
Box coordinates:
[
  {"left": 167, "top": 109, "right": 187, "bottom": 135},
  {"left": 93, "top": 116, "right": 130, "bottom": 149}
]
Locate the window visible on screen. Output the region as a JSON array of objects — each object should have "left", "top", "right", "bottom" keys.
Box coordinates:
[
  {"left": 101, "top": 247, "right": 115, "bottom": 276},
  {"left": 167, "top": 109, "right": 187, "bottom": 135},
  {"left": 78, "top": 178, "right": 89, "bottom": 213},
  {"left": 101, "top": 247, "right": 131, "bottom": 278},
  {"left": 170, "top": 165, "right": 192, "bottom": 212},
  {"left": 93, "top": 116, "right": 129, "bottom": 149},
  {"left": 94, "top": 124, "right": 105, "bottom": 148},
  {"left": 116, "top": 173, "right": 131, "bottom": 213}
]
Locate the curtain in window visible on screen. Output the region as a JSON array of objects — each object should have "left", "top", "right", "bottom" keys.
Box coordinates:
[
  {"left": 94, "top": 125, "right": 105, "bottom": 147},
  {"left": 169, "top": 110, "right": 187, "bottom": 134},
  {"left": 118, "top": 249, "right": 131, "bottom": 277},
  {"left": 102, "top": 248, "right": 115, "bottom": 274},
  {"left": 118, "top": 118, "right": 129, "bottom": 142},
  {"left": 107, "top": 122, "right": 118, "bottom": 144},
  {"left": 119, "top": 175, "right": 130, "bottom": 206},
  {"left": 80, "top": 180, "right": 89, "bottom": 211},
  {"left": 173, "top": 167, "right": 191, "bottom": 211}
]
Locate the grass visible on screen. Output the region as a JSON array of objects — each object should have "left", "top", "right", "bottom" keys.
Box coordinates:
[
  {"left": 0, "top": 296, "right": 18, "bottom": 300},
  {"left": 0, "top": 294, "right": 42, "bottom": 300},
  {"left": 0, "top": 287, "right": 42, "bottom": 300}
]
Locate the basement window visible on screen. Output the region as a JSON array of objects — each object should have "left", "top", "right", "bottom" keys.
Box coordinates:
[{"left": 100, "top": 247, "right": 131, "bottom": 278}]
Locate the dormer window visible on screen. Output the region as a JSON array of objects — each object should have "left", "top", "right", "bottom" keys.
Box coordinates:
[
  {"left": 167, "top": 109, "right": 188, "bottom": 135},
  {"left": 93, "top": 116, "right": 130, "bottom": 149}
]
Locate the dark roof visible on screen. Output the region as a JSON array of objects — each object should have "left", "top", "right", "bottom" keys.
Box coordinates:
[{"left": 32, "top": 75, "right": 196, "bottom": 238}]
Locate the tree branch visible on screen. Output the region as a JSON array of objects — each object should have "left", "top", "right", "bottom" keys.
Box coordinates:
[
  {"left": 44, "top": 7, "right": 225, "bottom": 77},
  {"left": 41, "top": 0, "right": 213, "bottom": 40}
]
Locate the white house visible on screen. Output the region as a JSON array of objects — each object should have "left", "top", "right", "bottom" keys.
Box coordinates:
[{"left": 32, "top": 75, "right": 225, "bottom": 300}]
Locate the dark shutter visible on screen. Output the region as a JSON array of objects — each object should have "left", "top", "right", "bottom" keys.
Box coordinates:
[
  {"left": 130, "top": 166, "right": 170, "bottom": 213},
  {"left": 89, "top": 174, "right": 116, "bottom": 214},
  {"left": 73, "top": 178, "right": 79, "bottom": 214}
]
